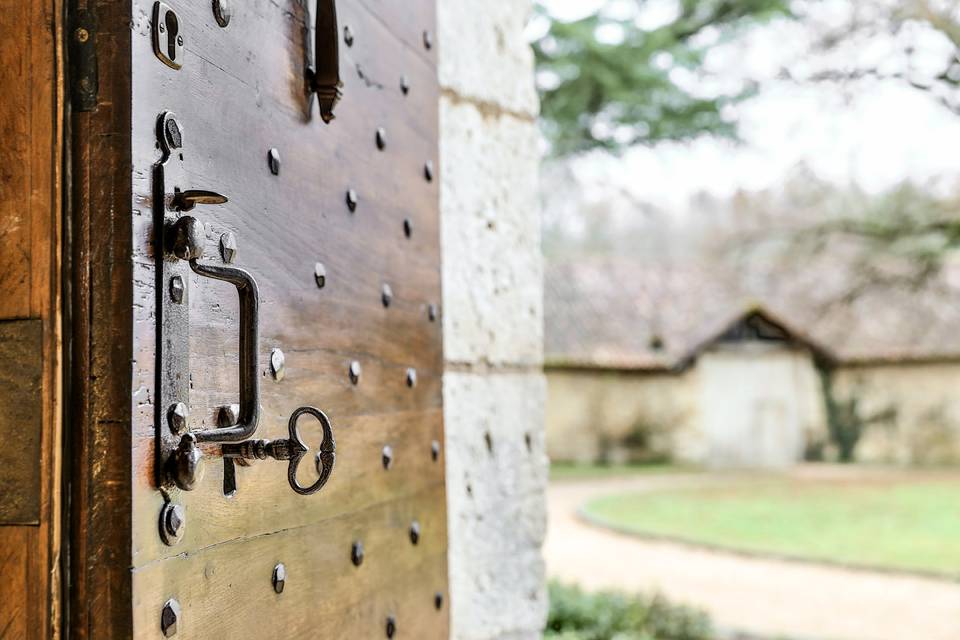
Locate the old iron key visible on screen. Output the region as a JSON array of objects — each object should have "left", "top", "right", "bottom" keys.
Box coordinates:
[{"left": 222, "top": 406, "right": 336, "bottom": 496}]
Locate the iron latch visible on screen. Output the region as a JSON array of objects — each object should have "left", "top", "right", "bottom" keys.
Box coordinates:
[
  {"left": 153, "top": 111, "right": 336, "bottom": 500},
  {"left": 307, "top": 0, "right": 343, "bottom": 123}
]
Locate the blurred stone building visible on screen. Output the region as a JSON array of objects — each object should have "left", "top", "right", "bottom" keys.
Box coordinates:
[{"left": 545, "top": 258, "right": 960, "bottom": 467}]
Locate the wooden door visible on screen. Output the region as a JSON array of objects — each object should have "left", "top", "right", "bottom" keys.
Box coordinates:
[{"left": 70, "top": 1, "right": 446, "bottom": 637}]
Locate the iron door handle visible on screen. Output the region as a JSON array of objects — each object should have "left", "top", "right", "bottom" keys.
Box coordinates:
[
  {"left": 187, "top": 260, "right": 261, "bottom": 443},
  {"left": 308, "top": 0, "right": 342, "bottom": 123},
  {"left": 223, "top": 406, "right": 336, "bottom": 496},
  {"left": 167, "top": 215, "right": 261, "bottom": 444}
]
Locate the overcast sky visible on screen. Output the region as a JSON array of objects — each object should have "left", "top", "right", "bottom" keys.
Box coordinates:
[{"left": 537, "top": 0, "right": 960, "bottom": 212}]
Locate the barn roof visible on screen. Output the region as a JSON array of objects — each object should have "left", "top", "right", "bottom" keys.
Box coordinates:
[{"left": 545, "top": 257, "right": 960, "bottom": 370}]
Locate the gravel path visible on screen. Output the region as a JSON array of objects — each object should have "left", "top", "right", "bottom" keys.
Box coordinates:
[{"left": 544, "top": 472, "right": 960, "bottom": 640}]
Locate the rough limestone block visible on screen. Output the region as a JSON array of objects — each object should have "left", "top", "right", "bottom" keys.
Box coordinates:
[
  {"left": 437, "top": 0, "right": 539, "bottom": 117},
  {"left": 440, "top": 99, "right": 544, "bottom": 367},
  {"left": 445, "top": 371, "right": 549, "bottom": 640}
]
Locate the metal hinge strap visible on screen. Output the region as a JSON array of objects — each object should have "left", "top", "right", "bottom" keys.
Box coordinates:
[{"left": 68, "top": 8, "right": 98, "bottom": 112}]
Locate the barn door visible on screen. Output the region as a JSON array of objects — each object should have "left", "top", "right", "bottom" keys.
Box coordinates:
[{"left": 71, "top": 0, "right": 446, "bottom": 637}]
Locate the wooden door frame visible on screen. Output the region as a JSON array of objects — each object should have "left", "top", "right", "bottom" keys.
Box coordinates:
[
  {"left": 0, "top": 0, "right": 65, "bottom": 637},
  {"left": 66, "top": 0, "right": 135, "bottom": 637}
]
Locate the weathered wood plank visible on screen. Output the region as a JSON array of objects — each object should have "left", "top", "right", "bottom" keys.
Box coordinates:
[
  {"left": 132, "top": 484, "right": 449, "bottom": 639},
  {"left": 0, "top": 0, "right": 62, "bottom": 637},
  {"left": 0, "top": 527, "right": 31, "bottom": 639},
  {"left": 132, "top": 409, "right": 446, "bottom": 564},
  {"left": 69, "top": 1, "right": 134, "bottom": 637},
  {"left": 0, "top": 0, "right": 34, "bottom": 321}
]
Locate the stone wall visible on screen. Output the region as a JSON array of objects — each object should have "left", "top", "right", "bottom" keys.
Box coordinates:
[
  {"left": 547, "top": 354, "right": 960, "bottom": 467},
  {"left": 546, "top": 344, "right": 829, "bottom": 469},
  {"left": 833, "top": 362, "right": 960, "bottom": 464},
  {"left": 438, "top": 1, "right": 548, "bottom": 639},
  {"left": 546, "top": 369, "right": 696, "bottom": 464}
]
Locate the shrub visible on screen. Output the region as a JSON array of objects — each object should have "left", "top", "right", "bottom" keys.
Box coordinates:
[
  {"left": 545, "top": 582, "right": 715, "bottom": 640},
  {"left": 819, "top": 369, "right": 896, "bottom": 462}
]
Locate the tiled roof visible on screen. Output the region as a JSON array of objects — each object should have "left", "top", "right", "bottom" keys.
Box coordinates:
[{"left": 545, "top": 257, "right": 960, "bottom": 369}]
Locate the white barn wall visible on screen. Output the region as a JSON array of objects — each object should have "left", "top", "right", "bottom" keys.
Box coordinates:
[{"left": 695, "top": 344, "right": 827, "bottom": 468}]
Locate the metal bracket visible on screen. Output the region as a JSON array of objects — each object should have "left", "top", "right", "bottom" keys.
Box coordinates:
[
  {"left": 69, "top": 9, "right": 98, "bottom": 111},
  {"left": 154, "top": 113, "right": 195, "bottom": 490}
]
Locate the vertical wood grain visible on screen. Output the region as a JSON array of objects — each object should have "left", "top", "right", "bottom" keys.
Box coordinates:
[
  {"left": 0, "top": 528, "right": 30, "bottom": 638},
  {"left": 68, "top": 0, "right": 134, "bottom": 636},
  {"left": 0, "top": 0, "right": 63, "bottom": 638},
  {"left": 0, "top": 0, "right": 34, "bottom": 318}
]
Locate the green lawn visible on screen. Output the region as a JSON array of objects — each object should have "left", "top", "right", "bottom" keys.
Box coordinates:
[{"left": 583, "top": 475, "right": 960, "bottom": 577}]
